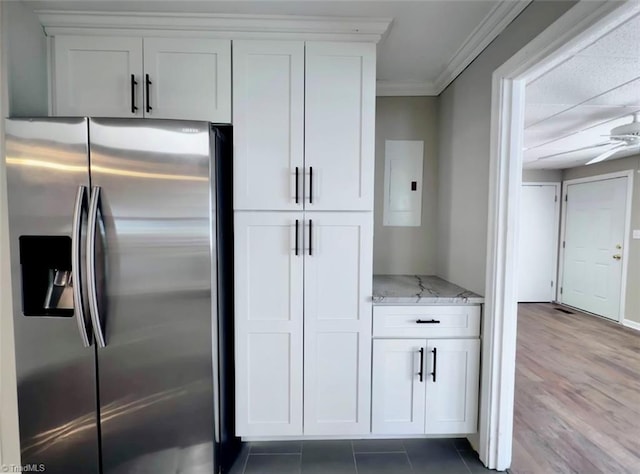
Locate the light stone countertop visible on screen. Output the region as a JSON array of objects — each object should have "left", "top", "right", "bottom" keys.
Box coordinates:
[{"left": 372, "top": 275, "right": 484, "bottom": 305}]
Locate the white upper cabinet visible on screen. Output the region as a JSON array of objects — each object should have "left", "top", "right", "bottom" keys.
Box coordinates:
[
  {"left": 233, "top": 41, "right": 305, "bottom": 211},
  {"left": 303, "top": 212, "right": 373, "bottom": 435},
  {"left": 234, "top": 211, "right": 304, "bottom": 437},
  {"left": 304, "top": 42, "right": 376, "bottom": 211},
  {"left": 143, "top": 38, "right": 231, "bottom": 121},
  {"left": 53, "top": 36, "right": 143, "bottom": 117},
  {"left": 52, "top": 35, "right": 231, "bottom": 121}
]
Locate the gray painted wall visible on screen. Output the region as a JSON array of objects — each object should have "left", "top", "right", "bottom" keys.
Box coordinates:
[
  {"left": 374, "top": 96, "right": 439, "bottom": 274},
  {"left": 563, "top": 155, "right": 640, "bottom": 324},
  {"left": 522, "top": 169, "right": 563, "bottom": 183},
  {"left": 436, "top": 1, "right": 577, "bottom": 295},
  {"left": 3, "top": 1, "right": 48, "bottom": 116}
]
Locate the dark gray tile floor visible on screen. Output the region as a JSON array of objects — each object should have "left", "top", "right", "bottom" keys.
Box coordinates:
[{"left": 229, "top": 438, "right": 492, "bottom": 473}]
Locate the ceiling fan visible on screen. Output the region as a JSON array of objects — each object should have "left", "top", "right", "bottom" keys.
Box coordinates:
[
  {"left": 534, "top": 113, "right": 640, "bottom": 165},
  {"left": 585, "top": 113, "right": 640, "bottom": 165}
]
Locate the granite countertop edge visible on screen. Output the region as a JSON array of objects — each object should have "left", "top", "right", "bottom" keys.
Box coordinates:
[{"left": 372, "top": 275, "right": 484, "bottom": 305}]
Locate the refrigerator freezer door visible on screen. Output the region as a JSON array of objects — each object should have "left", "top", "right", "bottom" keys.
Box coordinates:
[
  {"left": 88, "top": 118, "right": 217, "bottom": 474},
  {"left": 5, "top": 118, "right": 99, "bottom": 474}
]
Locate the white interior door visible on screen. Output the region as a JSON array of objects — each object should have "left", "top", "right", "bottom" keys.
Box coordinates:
[
  {"left": 561, "top": 176, "right": 628, "bottom": 321},
  {"left": 518, "top": 184, "right": 560, "bottom": 302}
]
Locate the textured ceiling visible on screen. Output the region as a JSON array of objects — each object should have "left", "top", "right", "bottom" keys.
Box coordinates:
[
  {"left": 524, "top": 14, "right": 640, "bottom": 170},
  {"left": 25, "top": 0, "right": 502, "bottom": 92}
]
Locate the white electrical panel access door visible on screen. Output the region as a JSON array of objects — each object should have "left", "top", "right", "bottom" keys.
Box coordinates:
[
  {"left": 304, "top": 42, "right": 376, "bottom": 211},
  {"left": 383, "top": 140, "right": 424, "bottom": 227},
  {"left": 234, "top": 212, "right": 304, "bottom": 436},
  {"left": 304, "top": 212, "right": 373, "bottom": 435},
  {"left": 143, "top": 38, "right": 231, "bottom": 122},
  {"left": 53, "top": 36, "right": 143, "bottom": 117},
  {"left": 233, "top": 41, "right": 305, "bottom": 211}
]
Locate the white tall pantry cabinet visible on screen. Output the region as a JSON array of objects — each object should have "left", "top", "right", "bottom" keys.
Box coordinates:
[
  {"left": 233, "top": 40, "right": 376, "bottom": 437},
  {"left": 45, "top": 19, "right": 381, "bottom": 439}
]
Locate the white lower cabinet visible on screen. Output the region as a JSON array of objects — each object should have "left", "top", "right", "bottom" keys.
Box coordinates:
[
  {"left": 372, "top": 339, "right": 426, "bottom": 434},
  {"left": 235, "top": 211, "right": 372, "bottom": 437},
  {"left": 371, "top": 309, "right": 481, "bottom": 436},
  {"left": 303, "top": 213, "right": 373, "bottom": 435},
  {"left": 234, "top": 212, "right": 304, "bottom": 436},
  {"left": 424, "top": 338, "right": 480, "bottom": 434}
]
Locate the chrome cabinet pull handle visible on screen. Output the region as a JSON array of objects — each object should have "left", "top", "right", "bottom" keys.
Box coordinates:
[
  {"left": 87, "top": 186, "right": 107, "bottom": 348},
  {"left": 72, "top": 185, "right": 91, "bottom": 347}
]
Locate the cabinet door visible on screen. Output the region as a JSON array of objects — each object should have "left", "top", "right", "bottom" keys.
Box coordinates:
[
  {"left": 143, "top": 38, "right": 231, "bottom": 121},
  {"left": 372, "top": 339, "right": 426, "bottom": 434},
  {"left": 233, "top": 41, "right": 305, "bottom": 211},
  {"left": 425, "top": 339, "right": 480, "bottom": 434},
  {"left": 304, "top": 212, "right": 373, "bottom": 435},
  {"left": 53, "top": 36, "right": 143, "bottom": 117},
  {"left": 304, "top": 42, "right": 376, "bottom": 211},
  {"left": 234, "top": 212, "right": 304, "bottom": 436}
]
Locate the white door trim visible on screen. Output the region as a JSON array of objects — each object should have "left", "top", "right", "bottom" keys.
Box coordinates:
[
  {"left": 521, "top": 181, "right": 561, "bottom": 302},
  {"left": 557, "top": 171, "right": 634, "bottom": 323},
  {"left": 483, "top": 0, "right": 640, "bottom": 471}
]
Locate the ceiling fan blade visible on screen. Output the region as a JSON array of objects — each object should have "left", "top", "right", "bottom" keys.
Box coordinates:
[
  {"left": 534, "top": 141, "right": 614, "bottom": 161},
  {"left": 586, "top": 143, "right": 627, "bottom": 165}
]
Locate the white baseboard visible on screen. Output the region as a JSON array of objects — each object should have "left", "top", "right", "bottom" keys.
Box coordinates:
[{"left": 622, "top": 319, "right": 640, "bottom": 332}]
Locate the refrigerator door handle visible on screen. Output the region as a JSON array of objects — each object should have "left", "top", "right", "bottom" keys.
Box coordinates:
[
  {"left": 72, "top": 185, "right": 91, "bottom": 348},
  {"left": 87, "top": 186, "right": 107, "bottom": 348}
]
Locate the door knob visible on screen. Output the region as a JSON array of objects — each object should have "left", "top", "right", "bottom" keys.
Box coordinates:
[{"left": 613, "top": 254, "right": 622, "bottom": 260}]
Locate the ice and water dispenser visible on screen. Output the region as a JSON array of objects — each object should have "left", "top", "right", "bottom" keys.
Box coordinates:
[{"left": 19, "top": 236, "right": 74, "bottom": 316}]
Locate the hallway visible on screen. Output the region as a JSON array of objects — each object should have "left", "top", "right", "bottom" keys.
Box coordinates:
[{"left": 511, "top": 304, "right": 640, "bottom": 473}]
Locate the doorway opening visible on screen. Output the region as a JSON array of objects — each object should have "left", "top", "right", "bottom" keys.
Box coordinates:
[{"left": 482, "top": 1, "right": 640, "bottom": 470}]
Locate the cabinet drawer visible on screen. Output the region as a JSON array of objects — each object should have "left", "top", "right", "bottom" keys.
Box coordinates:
[{"left": 373, "top": 305, "right": 481, "bottom": 338}]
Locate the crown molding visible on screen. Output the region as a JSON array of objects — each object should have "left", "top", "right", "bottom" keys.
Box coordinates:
[
  {"left": 36, "top": 10, "right": 392, "bottom": 42},
  {"left": 376, "top": 80, "right": 438, "bottom": 97},
  {"left": 433, "top": 0, "right": 532, "bottom": 93}
]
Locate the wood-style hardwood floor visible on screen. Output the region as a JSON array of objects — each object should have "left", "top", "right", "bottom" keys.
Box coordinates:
[{"left": 511, "top": 303, "right": 640, "bottom": 474}]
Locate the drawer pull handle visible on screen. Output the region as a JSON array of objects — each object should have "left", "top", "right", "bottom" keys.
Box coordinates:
[
  {"left": 418, "top": 348, "right": 424, "bottom": 382},
  {"left": 416, "top": 319, "right": 440, "bottom": 324}
]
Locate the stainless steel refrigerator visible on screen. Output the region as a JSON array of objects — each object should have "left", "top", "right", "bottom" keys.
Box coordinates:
[{"left": 5, "top": 117, "right": 239, "bottom": 474}]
